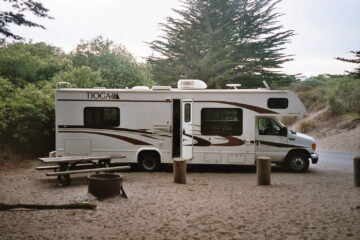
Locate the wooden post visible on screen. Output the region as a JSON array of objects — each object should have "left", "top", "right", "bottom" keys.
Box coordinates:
[
  {"left": 173, "top": 158, "right": 186, "bottom": 184},
  {"left": 354, "top": 156, "right": 360, "bottom": 187},
  {"left": 257, "top": 156, "right": 271, "bottom": 185}
]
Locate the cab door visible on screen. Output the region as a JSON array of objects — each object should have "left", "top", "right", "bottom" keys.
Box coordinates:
[
  {"left": 181, "top": 99, "right": 193, "bottom": 160},
  {"left": 255, "top": 117, "right": 288, "bottom": 161}
]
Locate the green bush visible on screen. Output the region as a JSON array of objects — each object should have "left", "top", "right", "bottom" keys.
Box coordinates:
[{"left": 2, "top": 83, "right": 55, "bottom": 154}]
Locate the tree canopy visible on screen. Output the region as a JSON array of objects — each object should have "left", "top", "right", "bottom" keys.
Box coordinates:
[
  {"left": 336, "top": 51, "right": 360, "bottom": 78},
  {"left": 0, "top": 0, "right": 52, "bottom": 40},
  {"left": 71, "top": 36, "right": 155, "bottom": 88},
  {"left": 148, "top": 0, "right": 295, "bottom": 88}
]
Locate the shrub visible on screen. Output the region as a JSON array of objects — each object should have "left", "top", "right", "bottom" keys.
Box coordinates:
[{"left": 2, "top": 83, "right": 55, "bottom": 154}]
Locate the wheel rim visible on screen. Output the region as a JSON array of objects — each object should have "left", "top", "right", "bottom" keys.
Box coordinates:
[
  {"left": 290, "top": 156, "right": 305, "bottom": 171},
  {"left": 143, "top": 156, "right": 156, "bottom": 171}
]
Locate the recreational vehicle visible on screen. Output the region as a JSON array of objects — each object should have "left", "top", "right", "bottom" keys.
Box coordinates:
[{"left": 51, "top": 80, "right": 318, "bottom": 173}]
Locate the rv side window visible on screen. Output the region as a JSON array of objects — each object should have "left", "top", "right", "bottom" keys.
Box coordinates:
[
  {"left": 184, "top": 103, "right": 191, "bottom": 122},
  {"left": 84, "top": 107, "right": 120, "bottom": 127},
  {"left": 201, "top": 108, "right": 242, "bottom": 135},
  {"left": 268, "top": 98, "right": 288, "bottom": 109}
]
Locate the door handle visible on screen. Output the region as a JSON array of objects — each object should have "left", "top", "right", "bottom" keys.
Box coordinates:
[{"left": 288, "top": 138, "right": 295, "bottom": 141}]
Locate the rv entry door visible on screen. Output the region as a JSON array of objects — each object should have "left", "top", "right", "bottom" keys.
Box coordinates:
[{"left": 182, "top": 99, "right": 193, "bottom": 160}]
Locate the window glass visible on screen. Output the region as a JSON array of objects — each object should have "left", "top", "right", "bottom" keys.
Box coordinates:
[
  {"left": 84, "top": 107, "right": 120, "bottom": 127},
  {"left": 268, "top": 98, "right": 288, "bottom": 109},
  {"left": 258, "top": 118, "right": 281, "bottom": 135},
  {"left": 201, "top": 108, "right": 242, "bottom": 135},
  {"left": 184, "top": 103, "right": 191, "bottom": 122}
]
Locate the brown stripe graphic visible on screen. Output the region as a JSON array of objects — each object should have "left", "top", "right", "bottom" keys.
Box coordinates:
[
  {"left": 195, "top": 101, "right": 278, "bottom": 114},
  {"left": 59, "top": 131, "right": 151, "bottom": 145},
  {"left": 183, "top": 134, "right": 211, "bottom": 147},
  {"left": 258, "top": 140, "right": 304, "bottom": 148}
]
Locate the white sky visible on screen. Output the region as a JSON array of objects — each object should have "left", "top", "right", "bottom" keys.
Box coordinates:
[{"left": 2, "top": 0, "right": 360, "bottom": 77}]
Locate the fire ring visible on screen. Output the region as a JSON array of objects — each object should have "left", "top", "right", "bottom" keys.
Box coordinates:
[{"left": 88, "top": 173, "right": 126, "bottom": 198}]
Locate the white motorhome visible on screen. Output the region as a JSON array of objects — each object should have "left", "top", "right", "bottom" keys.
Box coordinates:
[{"left": 52, "top": 80, "right": 318, "bottom": 172}]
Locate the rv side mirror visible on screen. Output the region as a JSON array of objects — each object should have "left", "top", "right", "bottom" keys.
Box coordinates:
[{"left": 281, "top": 127, "right": 288, "bottom": 137}]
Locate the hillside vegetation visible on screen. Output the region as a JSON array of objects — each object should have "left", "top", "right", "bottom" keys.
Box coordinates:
[{"left": 281, "top": 75, "right": 360, "bottom": 152}]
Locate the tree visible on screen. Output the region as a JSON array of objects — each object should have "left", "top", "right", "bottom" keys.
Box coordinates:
[
  {"left": 71, "top": 36, "right": 155, "bottom": 88},
  {"left": 0, "top": 41, "right": 70, "bottom": 87},
  {"left": 148, "top": 0, "right": 294, "bottom": 88},
  {"left": 51, "top": 66, "right": 103, "bottom": 88},
  {"left": 336, "top": 51, "right": 360, "bottom": 78},
  {"left": 0, "top": 0, "right": 53, "bottom": 40}
]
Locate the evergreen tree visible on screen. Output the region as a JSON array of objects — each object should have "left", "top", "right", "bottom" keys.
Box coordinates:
[
  {"left": 336, "top": 51, "right": 360, "bottom": 78},
  {"left": 0, "top": 0, "right": 52, "bottom": 40},
  {"left": 148, "top": 0, "right": 294, "bottom": 88}
]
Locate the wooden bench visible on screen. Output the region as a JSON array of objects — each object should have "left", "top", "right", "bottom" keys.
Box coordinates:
[
  {"left": 37, "top": 155, "right": 128, "bottom": 185},
  {"left": 46, "top": 166, "right": 131, "bottom": 176}
]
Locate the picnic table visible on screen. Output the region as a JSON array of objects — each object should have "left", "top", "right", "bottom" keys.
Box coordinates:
[{"left": 37, "top": 155, "right": 130, "bottom": 185}]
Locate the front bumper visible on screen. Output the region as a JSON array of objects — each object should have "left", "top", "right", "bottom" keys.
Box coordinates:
[{"left": 310, "top": 153, "right": 319, "bottom": 164}]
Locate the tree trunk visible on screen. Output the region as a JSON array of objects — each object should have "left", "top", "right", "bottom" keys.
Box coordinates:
[
  {"left": 257, "top": 156, "right": 271, "bottom": 185},
  {"left": 354, "top": 156, "right": 360, "bottom": 187},
  {"left": 0, "top": 202, "right": 96, "bottom": 211},
  {"left": 173, "top": 158, "right": 186, "bottom": 184}
]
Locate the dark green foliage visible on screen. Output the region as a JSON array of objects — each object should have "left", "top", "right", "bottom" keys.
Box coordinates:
[
  {"left": 71, "top": 36, "right": 154, "bottom": 88},
  {"left": 1, "top": 83, "right": 55, "bottom": 154},
  {"left": 0, "top": 41, "right": 70, "bottom": 87},
  {"left": 51, "top": 66, "right": 103, "bottom": 88},
  {"left": 148, "top": 0, "right": 294, "bottom": 88},
  {"left": 336, "top": 51, "right": 360, "bottom": 78},
  {"left": 0, "top": 0, "right": 53, "bottom": 40}
]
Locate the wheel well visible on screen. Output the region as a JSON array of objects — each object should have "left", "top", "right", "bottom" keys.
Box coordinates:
[
  {"left": 285, "top": 149, "right": 310, "bottom": 162},
  {"left": 137, "top": 150, "right": 161, "bottom": 163}
]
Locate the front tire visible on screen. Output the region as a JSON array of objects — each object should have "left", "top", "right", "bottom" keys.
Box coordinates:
[
  {"left": 139, "top": 152, "right": 160, "bottom": 172},
  {"left": 286, "top": 152, "right": 309, "bottom": 173}
]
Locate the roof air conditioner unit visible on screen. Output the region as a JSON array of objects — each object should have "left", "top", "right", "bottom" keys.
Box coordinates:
[{"left": 177, "top": 79, "right": 207, "bottom": 89}]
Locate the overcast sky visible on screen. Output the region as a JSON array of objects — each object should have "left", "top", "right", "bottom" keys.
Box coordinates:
[{"left": 3, "top": 0, "right": 360, "bottom": 77}]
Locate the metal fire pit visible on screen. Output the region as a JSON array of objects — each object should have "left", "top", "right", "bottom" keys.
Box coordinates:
[{"left": 88, "top": 173, "right": 127, "bottom": 198}]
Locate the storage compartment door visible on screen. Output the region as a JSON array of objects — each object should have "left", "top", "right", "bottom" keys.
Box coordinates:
[{"left": 64, "top": 139, "right": 91, "bottom": 156}]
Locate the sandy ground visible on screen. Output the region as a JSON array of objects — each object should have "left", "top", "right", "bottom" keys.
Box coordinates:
[{"left": 0, "top": 158, "right": 359, "bottom": 240}]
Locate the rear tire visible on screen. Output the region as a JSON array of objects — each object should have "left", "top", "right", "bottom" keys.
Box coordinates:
[
  {"left": 286, "top": 152, "right": 309, "bottom": 173},
  {"left": 139, "top": 152, "right": 160, "bottom": 172}
]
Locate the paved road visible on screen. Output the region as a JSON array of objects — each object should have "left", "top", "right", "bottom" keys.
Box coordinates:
[{"left": 315, "top": 151, "right": 360, "bottom": 172}]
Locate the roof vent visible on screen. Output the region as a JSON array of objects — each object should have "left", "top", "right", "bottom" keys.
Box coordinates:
[
  {"left": 226, "top": 84, "right": 241, "bottom": 89},
  {"left": 56, "top": 82, "right": 71, "bottom": 89},
  {"left": 177, "top": 79, "right": 207, "bottom": 89},
  {"left": 131, "top": 86, "right": 150, "bottom": 91}
]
